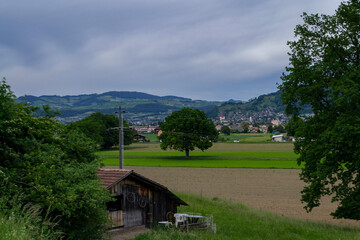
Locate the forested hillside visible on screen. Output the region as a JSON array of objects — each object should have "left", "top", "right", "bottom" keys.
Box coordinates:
[
  {"left": 18, "top": 91, "right": 300, "bottom": 124},
  {"left": 19, "top": 91, "right": 220, "bottom": 123}
]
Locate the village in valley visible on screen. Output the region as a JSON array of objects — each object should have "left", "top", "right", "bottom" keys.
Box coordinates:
[{"left": 132, "top": 113, "right": 292, "bottom": 143}]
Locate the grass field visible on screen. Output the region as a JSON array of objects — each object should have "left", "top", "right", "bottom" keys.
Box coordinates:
[
  {"left": 98, "top": 142, "right": 299, "bottom": 169},
  {"left": 134, "top": 193, "right": 360, "bottom": 240},
  {"left": 143, "top": 133, "right": 160, "bottom": 142},
  {"left": 219, "top": 133, "right": 273, "bottom": 143}
]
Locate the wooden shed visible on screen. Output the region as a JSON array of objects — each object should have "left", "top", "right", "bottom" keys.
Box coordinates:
[
  {"left": 133, "top": 133, "right": 147, "bottom": 142},
  {"left": 97, "top": 168, "right": 187, "bottom": 229}
]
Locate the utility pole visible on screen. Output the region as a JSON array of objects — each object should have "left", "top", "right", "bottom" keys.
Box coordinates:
[
  {"left": 108, "top": 106, "right": 128, "bottom": 169},
  {"left": 118, "top": 106, "right": 125, "bottom": 169}
]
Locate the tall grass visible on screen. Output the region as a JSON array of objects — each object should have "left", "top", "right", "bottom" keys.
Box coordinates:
[
  {"left": 0, "top": 202, "right": 62, "bottom": 240},
  {"left": 134, "top": 193, "right": 360, "bottom": 240}
]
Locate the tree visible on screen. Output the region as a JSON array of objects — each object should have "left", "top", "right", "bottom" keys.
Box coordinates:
[
  {"left": 0, "top": 78, "right": 110, "bottom": 239},
  {"left": 67, "top": 112, "right": 135, "bottom": 149},
  {"left": 241, "top": 121, "right": 249, "bottom": 133},
  {"left": 159, "top": 107, "right": 218, "bottom": 159},
  {"left": 279, "top": 0, "right": 360, "bottom": 220},
  {"left": 267, "top": 125, "right": 273, "bottom": 133},
  {"left": 285, "top": 116, "right": 303, "bottom": 136},
  {"left": 273, "top": 124, "right": 286, "bottom": 134},
  {"left": 221, "top": 125, "right": 231, "bottom": 135}
]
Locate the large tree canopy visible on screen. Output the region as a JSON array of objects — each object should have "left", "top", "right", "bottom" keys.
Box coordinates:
[
  {"left": 0, "top": 78, "right": 110, "bottom": 239},
  {"left": 279, "top": 0, "right": 360, "bottom": 219},
  {"left": 159, "top": 107, "right": 218, "bottom": 159},
  {"left": 67, "top": 112, "right": 135, "bottom": 149}
]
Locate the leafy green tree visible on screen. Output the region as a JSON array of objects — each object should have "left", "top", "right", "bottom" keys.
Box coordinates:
[
  {"left": 221, "top": 125, "right": 231, "bottom": 135},
  {"left": 159, "top": 107, "right": 218, "bottom": 159},
  {"left": 279, "top": 0, "right": 360, "bottom": 220},
  {"left": 285, "top": 117, "right": 303, "bottom": 136},
  {"left": 68, "top": 112, "right": 135, "bottom": 149},
  {"left": 267, "top": 125, "right": 273, "bottom": 133},
  {"left": 0, "top": 78, "right": 110, "bottom": 239},
  {"left": 273, "top": 125, "right": 286, "bottom": 134},
  {"left": 241, "top": 121, "right": 249, "bottom": 133}
]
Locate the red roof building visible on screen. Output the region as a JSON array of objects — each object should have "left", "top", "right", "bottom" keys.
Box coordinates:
[{"left": 97, "top": 168, "right": 187, "bottom": 229}]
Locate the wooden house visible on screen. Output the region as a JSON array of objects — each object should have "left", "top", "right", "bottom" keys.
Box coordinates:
[
  {"left": 133, "top": 133, "right": 147, "bottom": 142},
  {"left": 97, "top": 168, "right": 187, "bottom": 228}
]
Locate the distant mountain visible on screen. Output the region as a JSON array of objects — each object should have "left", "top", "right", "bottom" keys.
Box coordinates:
[
  {"left": 18, "top": 90, "right": 306, "bottom": 124},
  {"left": 207, "top": 91, "right": 311, "bottom": 123},
  {"left": 207, "top": 91, "right": 285, "bottom": 118},
  {"left": 18, "top": 91, "right": 218, "bottom": 123}
]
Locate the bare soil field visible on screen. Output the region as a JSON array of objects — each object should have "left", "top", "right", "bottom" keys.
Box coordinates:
[{"left": 109, "top": 166, "right": 360, "bottom": 229}]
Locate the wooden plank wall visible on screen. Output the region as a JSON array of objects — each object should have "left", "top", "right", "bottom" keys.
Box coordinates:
[{"left": 107, "top": 178, "right": 178, "bottom": 228}]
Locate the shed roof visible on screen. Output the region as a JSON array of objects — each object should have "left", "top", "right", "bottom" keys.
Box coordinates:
[
  {"left": 97, "top": 169, "right": 132, "bottom": 188},
  {"left": 97, "top": 168, "right": 187, "bottom": 206}
]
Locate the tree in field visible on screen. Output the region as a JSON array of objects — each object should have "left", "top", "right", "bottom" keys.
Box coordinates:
[
  {"left": 0, "top": 78, "right": 110, "bottom": 239},
  {"left": 159, "top": 107, "right": 218, "bottom": 159},
  {"left": 67, "top": 112, "right": 135, "bottom": 149},
  {"left": 279, "top": 0, "right": 360, "bottom": 220},
  {"left": 221, "top": 125, "right": 231, "bottom": 135}
]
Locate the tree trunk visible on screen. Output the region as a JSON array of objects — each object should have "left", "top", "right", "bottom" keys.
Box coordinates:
[{"left": 185, "top": 149, "right": 189, "bottom": 159}]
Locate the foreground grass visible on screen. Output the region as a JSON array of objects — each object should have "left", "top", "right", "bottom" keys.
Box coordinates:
[
  {"left": 0, "top": 204, "right": 61, "bottom": 240},
  {"left": 134, "top": 193, "right": 360, "bottom": 240},
  {"left": 98, "top": 150, "right": 300, "bottom": 169}
]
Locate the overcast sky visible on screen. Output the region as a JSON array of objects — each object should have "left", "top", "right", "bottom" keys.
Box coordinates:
[{"left": 1, "top": 0, "right": 341, "bottom": 101}]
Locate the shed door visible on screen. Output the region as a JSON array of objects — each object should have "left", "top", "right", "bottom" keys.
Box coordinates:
[
  {"left": 108, "top": 210, "right": 124, "bottom": 228},
  {"left": 107, "top": 195, "right": 124, "bottom": 228}
]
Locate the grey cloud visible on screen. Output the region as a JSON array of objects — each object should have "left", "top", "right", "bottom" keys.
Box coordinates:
[{"left": 0, "top": 0, "right": 342, "bottom": 101}]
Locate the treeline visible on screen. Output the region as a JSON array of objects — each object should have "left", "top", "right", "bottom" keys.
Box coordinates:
[{"left": 67, "top": 112, "right": 135, "bottom": 149}]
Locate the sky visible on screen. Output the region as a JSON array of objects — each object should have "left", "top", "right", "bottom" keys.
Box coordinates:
[{"left": 1, "top": 0, "right": 342, "bottom": 101}]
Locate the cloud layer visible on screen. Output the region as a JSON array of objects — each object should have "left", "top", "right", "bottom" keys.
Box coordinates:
[{"left": 0, "top": 0, "right": 341, "bottom": 100}]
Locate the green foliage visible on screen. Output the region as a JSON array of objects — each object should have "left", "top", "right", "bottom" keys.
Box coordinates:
[
  {"left": 241, "top": 121, "right": 249, "bottom": 133},
  {"left": 273, "top": 125, "right": 286, "bottom": 134},
  {"left": 279, "top": 0, "right": 360, "bottom": 220},
  {"left": 0, "top": 79, "right": 110, "bottom": 239},
  {"left": 0, "top": 196, "right": 62, "bottom": 240},
  {"left": 285, "top": 117, "right": 303, "bottom": 136},
  {"left": 267, "top": 125, "right": 274, "bottom": 133},
  {"left": 67, "top": 112, "right": 135, "bottom": 149},
  {"left": 159, "top": 108, "right": 218, "bottom": 159},
  {"left": 220, "top": 126, "right": 231, "bottom": 135}
]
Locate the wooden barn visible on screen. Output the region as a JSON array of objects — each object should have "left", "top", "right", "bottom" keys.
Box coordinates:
[
  {"left": 133, "top": 133, "right": 147, "bottom": 142},
  {"left": 97, "top": 168, "right": 187, "bottom": 228}
]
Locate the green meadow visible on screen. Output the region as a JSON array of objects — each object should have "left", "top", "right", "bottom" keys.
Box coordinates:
[{"left": 97, "top": 140, "right": 300, "bottom": 169}]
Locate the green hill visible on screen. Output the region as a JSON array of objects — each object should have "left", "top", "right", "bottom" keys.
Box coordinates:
[
  {"left": 18, "top": 91, "right": 220, "bottom": 123},
  {"left": 207, "top": 92, "right": 284, "bottom": 118},
  {"left": 18, "top": 91, "right": 305, "bottom": 124}
]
